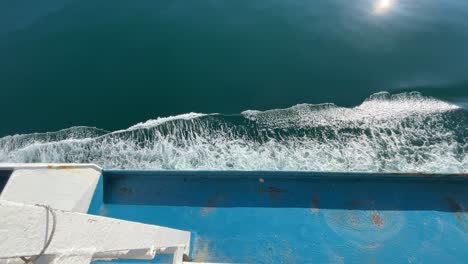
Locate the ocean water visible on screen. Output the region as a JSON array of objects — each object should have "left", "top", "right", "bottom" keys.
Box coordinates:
[
  {"left": 1, "top": 92, "right": 466, "bottom": 172},
  {"left": 1, "top": 0, "right": 467, "bottom": 172}
]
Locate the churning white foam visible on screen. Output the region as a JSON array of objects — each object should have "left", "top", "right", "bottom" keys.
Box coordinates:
[
  {"left": 242, "top": 92, "right": 460, "bottom": 128},
  {"left": 0, "top": 92, "right": 466, "bottom": 173}
]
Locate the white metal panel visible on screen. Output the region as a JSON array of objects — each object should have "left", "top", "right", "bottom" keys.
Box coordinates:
[
  {"left": 0, "top": 201, "right": 190, "bottom": 263},
  {"left": 0, "top": 165, "right": 101, "bottom": 212}
]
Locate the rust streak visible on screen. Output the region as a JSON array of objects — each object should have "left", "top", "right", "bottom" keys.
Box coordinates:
[
  {"left": 56, "top": 165, "right": 77, "bottom": 169},
  {"left": 445, "top": 197, "right": 467, "bottom": 228},
  {"left": 371, "top": 211, "right": 384, "bottom": 228},
  {"left": 446, "top": 197, "right": 462, "bottom": 212},
  {"left": 199, "top": 195, "right": 225, "bottom": 216},
  {"left": 310, "top": 196, "right": 320, "bottom": 213},
  {"left": 47, "top": 164, "right": 78, "bottom": 170},
  {"left": 118, "top": 186, "right": 134, "bottom": 196},
  {"left": 261, "top": 186, "right": 288, "bottom": 200}
]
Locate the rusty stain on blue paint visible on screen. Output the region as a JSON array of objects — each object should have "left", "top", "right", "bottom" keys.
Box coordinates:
[
  {"left": 199, "top": 195, "right": 225, "bottom": 216},
  {"left": 445, "top": 197, "right": 467, "bottom": 229},
  {"left": 261, "top": 186, "right": 288, "bottom": 200},
  {"left": 371, "top": 210, "right": 384, "bottom": 228},
  {"left": 118, "top": 186, "right": 133, "bottom": 196},
  {"left": 310, "top": 196, "right": 320, "bottom": 213},
  {"left": 91, "top": 170, "right": 468, "bottom": 263},
  {"left": 350, "top": 214, "right": 359, "bottom": 226},
  {"left": 192, "top": 237, "right": 211, "bottom": 262}
]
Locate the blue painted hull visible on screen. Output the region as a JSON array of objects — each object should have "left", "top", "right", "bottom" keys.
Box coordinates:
[{"left": 89, "top": 171, "right": 468, "bottom": 263}]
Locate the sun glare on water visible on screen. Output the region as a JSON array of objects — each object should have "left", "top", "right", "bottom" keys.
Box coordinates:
[{"left": 374, "top": 0, "right": 394, "bottom": 14}]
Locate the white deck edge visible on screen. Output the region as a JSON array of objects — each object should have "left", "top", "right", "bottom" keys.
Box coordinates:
[
  {"left": 0, "top": 163, "right": 102, "bottom": 171},
  {"left": 0, "top": 164, "right": 102, "bottom": 212}
]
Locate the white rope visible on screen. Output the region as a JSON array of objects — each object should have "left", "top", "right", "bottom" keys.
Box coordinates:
[{"left": 20, "top": 204, "right": 57, "bottom": 263}]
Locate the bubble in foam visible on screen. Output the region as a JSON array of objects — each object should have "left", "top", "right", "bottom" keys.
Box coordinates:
[{"left": 0, "top": 92, "right": 466, "bottom": 173}]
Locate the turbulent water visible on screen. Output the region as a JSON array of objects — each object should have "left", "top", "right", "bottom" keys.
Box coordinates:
[{"left": 1, "top": 92, "right": 466, "bottom": 173}]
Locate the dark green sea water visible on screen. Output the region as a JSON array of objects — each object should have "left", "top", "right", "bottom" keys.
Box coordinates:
[{"left": 0, "top": 0, "right": 467, "bottom": 171}]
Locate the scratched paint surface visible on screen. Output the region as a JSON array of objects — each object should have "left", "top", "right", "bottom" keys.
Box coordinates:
[{"left": 89, "top": 171, "right": 468, "bottom": 263}]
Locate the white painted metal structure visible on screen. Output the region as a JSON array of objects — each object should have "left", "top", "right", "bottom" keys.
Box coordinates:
[
  {"left": 0, "top": 164, "right": 191, "bottom": 264},
  {"left": 0, "top": 164, "right": 101, "bottom": 212}
]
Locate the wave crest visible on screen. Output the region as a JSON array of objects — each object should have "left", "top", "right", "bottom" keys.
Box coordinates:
[{"left": 0, "top": 92, "right": 466, "bottom": 173}]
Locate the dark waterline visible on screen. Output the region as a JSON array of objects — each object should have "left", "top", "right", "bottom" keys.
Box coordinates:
[{"left": 1, "top": 0, "right": 468, "bottom": 136}]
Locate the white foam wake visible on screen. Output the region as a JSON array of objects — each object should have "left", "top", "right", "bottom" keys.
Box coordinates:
[
  {"left": 242, "top": 92, "right": 459, "bottom": 128},
  {"left": 0, "top": 92, "right": 466, "bottom": 173}
]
